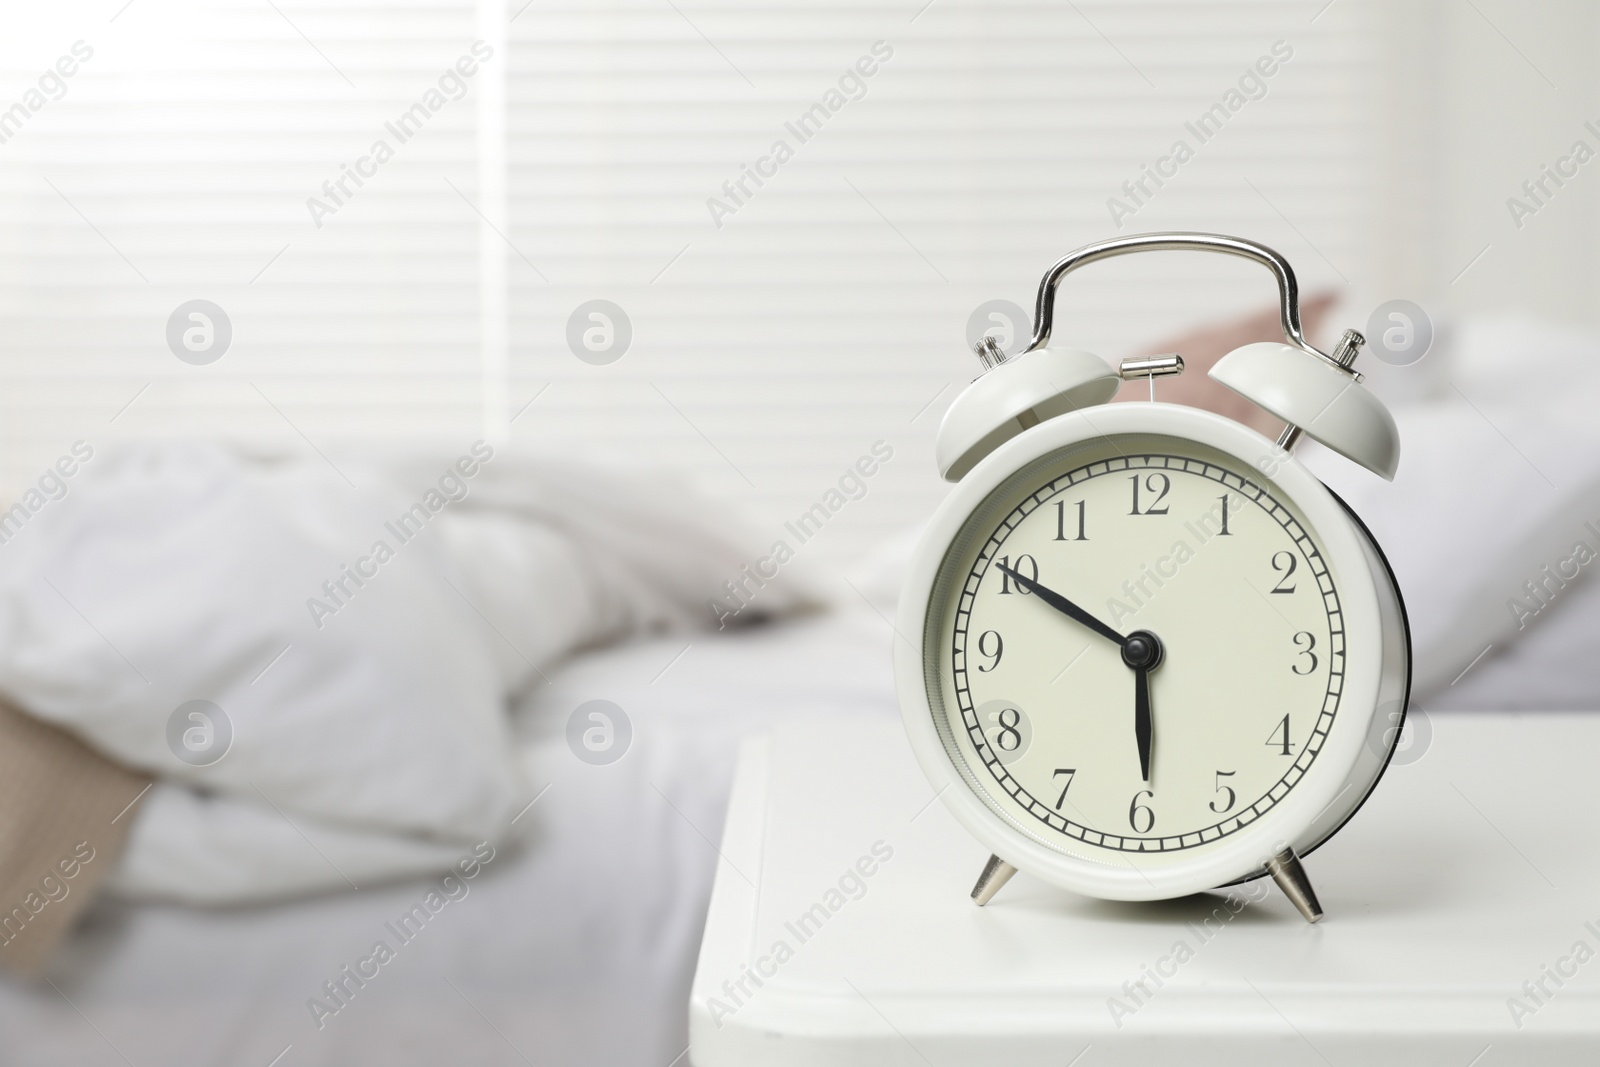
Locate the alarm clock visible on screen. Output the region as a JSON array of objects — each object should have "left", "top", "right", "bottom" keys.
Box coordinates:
[{"left": 895, "top": 232, "right": 1410, "bottom": 922}]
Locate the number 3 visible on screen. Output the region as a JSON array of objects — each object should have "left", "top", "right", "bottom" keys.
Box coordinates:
[{"left": 1292, "top": 631, "right": 1318, "bottom": 675}]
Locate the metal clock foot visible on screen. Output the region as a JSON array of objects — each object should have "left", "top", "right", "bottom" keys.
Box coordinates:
[
  {"left": 1266, "top": 846, "right": 1324, "bottom": 923},
  {"left": 971, "top": 854, "right": 1017, "bottom": 906}
]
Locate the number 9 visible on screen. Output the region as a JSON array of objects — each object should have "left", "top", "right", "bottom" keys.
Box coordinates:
[{"left": 977, "top": 630, "right": 1003, "bottom": 672}]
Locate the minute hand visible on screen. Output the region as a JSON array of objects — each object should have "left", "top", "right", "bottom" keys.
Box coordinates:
[
  {"left": 994, "top": 563, "right": 1125, "bottom": 646},
  {"left": 1134, "top": 664, "right": 1154, "bottom": 783}
]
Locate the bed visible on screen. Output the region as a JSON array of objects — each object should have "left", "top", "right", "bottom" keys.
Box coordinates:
[{"left": 0, "top": 608, "right": 895, "bottom": 1067}]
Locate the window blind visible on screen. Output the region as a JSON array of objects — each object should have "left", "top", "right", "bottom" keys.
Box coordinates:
[
  {"left": 0, "top": 0, "right": 490, "bottom": 491},
  {"left": 0, "top": 0, "right": 1378, "bottom": 562},
  {"left": 504, "top": 0, "right": 1377, "bottom": 559}
]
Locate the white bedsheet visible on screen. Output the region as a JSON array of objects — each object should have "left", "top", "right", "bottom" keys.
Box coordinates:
[{"left": 0, "top": 609, "right": 895, "bottom": 1067}]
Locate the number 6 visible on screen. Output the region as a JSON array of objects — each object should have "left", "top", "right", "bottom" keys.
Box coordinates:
[{"left": 1128, "top": 789, "right": 1154, "bottom": 833}]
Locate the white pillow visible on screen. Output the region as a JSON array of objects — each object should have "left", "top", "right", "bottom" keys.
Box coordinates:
[
  {"left": 0, "top": 441, "right": 522, "bottom": 845},
  {"left": 1305, "top": 316, "right": 1600, "bottom": 704}
]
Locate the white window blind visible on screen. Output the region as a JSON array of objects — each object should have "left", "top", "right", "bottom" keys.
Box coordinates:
[
  {"left": 0, "top": 0, "right": 492, "bottom": 489},
  {"left": 504, "top": 0, "right": 1378, "bottom": 559},
  {"left": 1, "top": 0, "right": 1379, "bottom": 561}
]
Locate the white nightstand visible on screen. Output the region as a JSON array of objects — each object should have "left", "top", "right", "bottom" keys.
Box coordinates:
[{"left": 689, "top": 712, "right": 1600, "bottom": 1065}]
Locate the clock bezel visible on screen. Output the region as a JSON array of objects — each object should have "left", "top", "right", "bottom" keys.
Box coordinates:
[{"left": 896, "top": 403, "right": 1397, "bottom": 900}]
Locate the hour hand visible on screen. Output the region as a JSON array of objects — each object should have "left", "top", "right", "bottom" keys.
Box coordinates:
[{"left": 993, "top": 562, "right": 1125, "bottom": 646}]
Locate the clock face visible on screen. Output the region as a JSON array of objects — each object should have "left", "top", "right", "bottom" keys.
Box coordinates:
[{"left": 925, "top": 433, "right": 1345, "bottom": 864}]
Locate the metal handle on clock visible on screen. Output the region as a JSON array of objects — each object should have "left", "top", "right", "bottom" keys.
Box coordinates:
[{"left": 1022, "top": 232, "right": 1328, "bottom": 362}]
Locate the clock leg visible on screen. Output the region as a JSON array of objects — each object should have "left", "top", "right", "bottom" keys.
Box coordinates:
[
  {"left": 1266, "top": 846, "right": 1324, "bottom": 923},
  {"left": 970, "top": 854, "right": 1018, "bottom": 906}
]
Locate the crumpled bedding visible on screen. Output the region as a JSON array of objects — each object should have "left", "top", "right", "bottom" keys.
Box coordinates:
[{"left": 0, "top": 440, "right": 815, "bottom": 904}]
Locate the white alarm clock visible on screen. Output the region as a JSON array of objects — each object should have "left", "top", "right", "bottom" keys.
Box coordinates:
[{"left": 896, "top": 233, "right": 1410, "bottom": 922}]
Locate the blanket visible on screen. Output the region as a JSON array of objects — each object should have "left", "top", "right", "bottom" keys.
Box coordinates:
[{"left": 0, "top": 440, "right": 816, "bottom": 907}]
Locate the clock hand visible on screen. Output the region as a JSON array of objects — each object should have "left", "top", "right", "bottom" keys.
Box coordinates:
[
  {"left": 1121, "top": 631, "right": 1164, "bottom": 785},
  {"left": 1134, "top": 666, "right": 1153, "bottom": 784},
  {"left": 993, "top": 563, "right": 1125, "bottom": 646},
  {"left": 994, "top": 560, "right": 1165, "bottom": 782}
]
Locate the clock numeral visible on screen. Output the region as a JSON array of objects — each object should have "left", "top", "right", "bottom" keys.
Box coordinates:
[
  {"left": 978, "top": 700, "right": 1032, "bottom": 765},
  {"left": 1217, "top": 494, "right": 1232, "bottom": 536},
  {"left": 1291, "top": 631, "right": 1318, "bottom": 675},
  {"left": 1209, "top": 770, "right": 1237, "bottom": 813},
  {"left": 1054, "top": 499, "right": 1088, "bottom": 541},
  {"left": 993, "top": 706, "right": 1024, "bottom": 752},
  {"left": 1052, "top": 768, "right": 1077, "bottom": 809},
  {"left": 1270, "top": 550, "right": 1298, "bottom": 593},
  {"left": 996, "top": 554, "right": 1037, "bottom": 594},
  {"left": 1129, "top": 473, "right": 1171, "bottom": 516},
  {"left": 1267, "top": 714, "right": 1293, "bottom": 756},
  {"left": 976, "top": 630, "right": 1004, "bottom": 672},
  {"left": 1128, "top": 789, "right": 1155, "bottom": 834}
]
